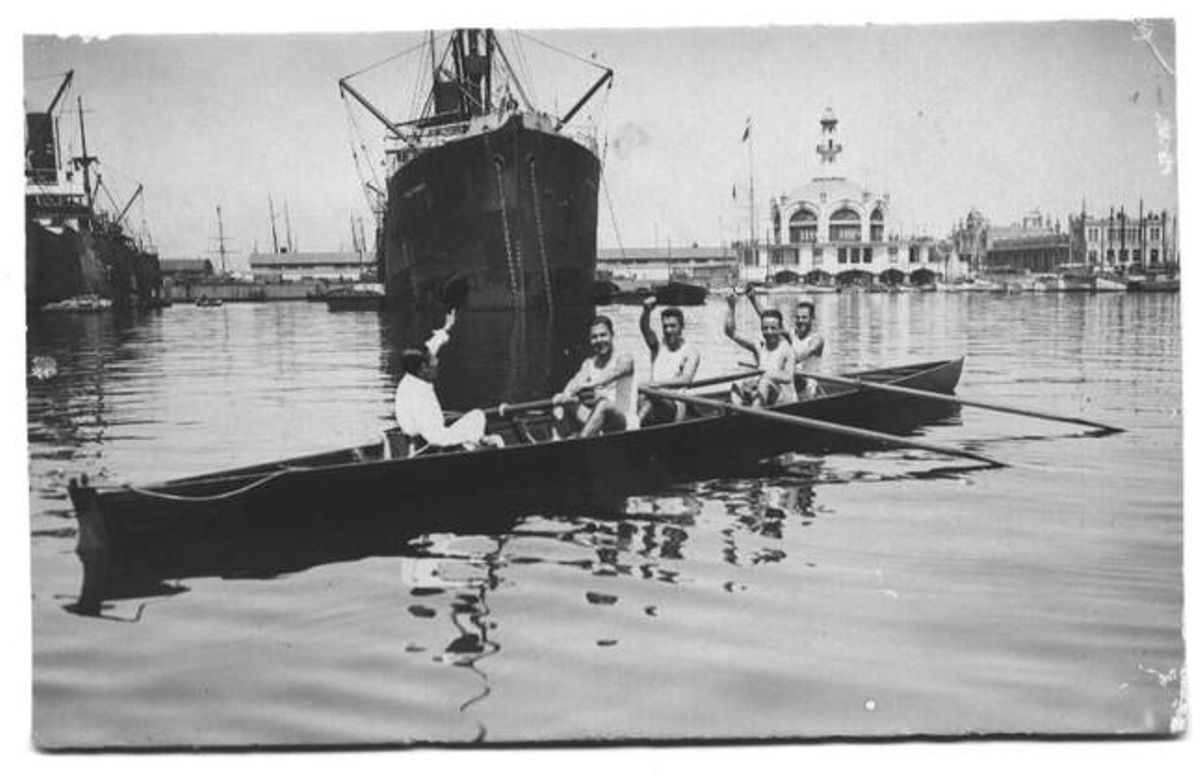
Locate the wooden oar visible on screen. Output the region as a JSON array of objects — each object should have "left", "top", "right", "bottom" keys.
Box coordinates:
[
  {"left": 653, "top": 369, "right": 763, "bottom": 390},
  {"left": 796, "top": 370, "right": 1124, "bottom": 434},
  {"left": 472, "top": 370, "right": 766, "bottom": 419},
  {"left": 640, "top": 385, "right": 1006, "bottom": 467}
]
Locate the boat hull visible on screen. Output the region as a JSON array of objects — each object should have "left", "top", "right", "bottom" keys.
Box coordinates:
[
  {"left": 383, "top": 114, "right": 600, "bottom": 311},
  {"left": 68, "top": 359, "right": 964, "bottom": 556}
]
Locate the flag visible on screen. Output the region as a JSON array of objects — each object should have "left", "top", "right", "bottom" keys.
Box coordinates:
[{"left": 741, "top": 117, "right": 752, "bottom": 142}]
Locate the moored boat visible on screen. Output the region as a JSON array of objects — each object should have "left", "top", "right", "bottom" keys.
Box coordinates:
[
  {"left": 1127, "top": 274, "right": 1180, "bottom": 292},
  {"left": 39, "top": 294, "right": 113, "bottom": 313},
  {"left": 325, "top": 282, "right": 386, "bottom": 311},
  {"left": 68, "top": 358, "right": 964, "bottom": 552}
]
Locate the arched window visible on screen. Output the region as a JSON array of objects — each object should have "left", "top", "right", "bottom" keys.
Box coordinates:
[
  {"left": 829, "top": 207, "right": 861, "bottom": 242},
  {"left": 869, "top": 206, "right": 885, "bottom": 242},
  {"left": 788, "top": 208, "right": 818, "bottom": 244}
]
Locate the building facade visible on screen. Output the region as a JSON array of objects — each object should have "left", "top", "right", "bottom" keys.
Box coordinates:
[
  {"left": 982, "top": 211, "right": 1071, "bottom": 273},
  {"left": 248, "top": 251, "right": 375, "bottom": 282},
  {"left": 951, "top": 205, "right": 1178, "bottom": 277},
  {"left": 597, "top": 246, "right": 739, "bottom": 286},
  {"left": 745, "top": 108, "right": 955, "bottom": 285},
  {"left": 1070, "top": 205, "right": 1178, "bottom": 274}
]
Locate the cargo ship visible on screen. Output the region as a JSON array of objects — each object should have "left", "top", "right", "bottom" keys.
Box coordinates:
[
  {"left": 339, "top": 29, "right": 612, "bottom": 311},
  {"left": 25, "top": 70, "right": 164, "bottom": 312}
]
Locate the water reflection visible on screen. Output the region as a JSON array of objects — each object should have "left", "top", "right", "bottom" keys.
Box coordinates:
[{"left": 67, "top": 462, "right": 829, "bottom": 618}]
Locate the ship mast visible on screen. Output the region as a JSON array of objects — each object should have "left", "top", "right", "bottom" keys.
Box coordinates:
[{"left": 74, "top": 95, "right": 98, "bottom": 210}]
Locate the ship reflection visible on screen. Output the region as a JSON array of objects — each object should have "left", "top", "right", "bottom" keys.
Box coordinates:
[{"left": 378, "top": 305, "right": 595, "bottom": 408}]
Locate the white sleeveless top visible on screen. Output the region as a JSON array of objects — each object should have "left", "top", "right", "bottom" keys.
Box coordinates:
[
  {"left": 757, "top": 340, "right": 798, "bottom": 404},
  {"left": 580, "top": 351, "right": 636, "bottom": 423},
  {"left": 651, "top": 342, "right": 699, "bottom": 383}
]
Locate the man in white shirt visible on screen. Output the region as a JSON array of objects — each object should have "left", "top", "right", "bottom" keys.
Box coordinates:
[
  {"left": 637, "top": 297, "right": 701, "bottom": 425},
  {"left": 392, "top": 309, "right": 502, "bottom": 452},
  {"left": 553, "top": 315, "right": 635, "bottom": 437}
]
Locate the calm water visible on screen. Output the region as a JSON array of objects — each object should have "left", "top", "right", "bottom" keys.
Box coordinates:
[{"left": 27, "top": 292, "right": 1183, "bottom": 747}]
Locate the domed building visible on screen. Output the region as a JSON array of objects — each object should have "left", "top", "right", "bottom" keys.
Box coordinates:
[{"left": 746, "top": 108, "right": 949, "bottom": 287}]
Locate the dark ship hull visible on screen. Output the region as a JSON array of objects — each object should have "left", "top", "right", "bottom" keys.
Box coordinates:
[
  {"left": 383, "top": 114, "right": 600, "bottom": 311},
  {"left": 25, "top": 213, "right": 164, "bottom": 311}
]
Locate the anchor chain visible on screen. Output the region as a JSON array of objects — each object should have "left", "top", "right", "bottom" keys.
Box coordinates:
[
  {"left": 527, "top": 154, "right": 555, "bottom": 313},
  {"left": 489, "top": 142, "right": 526, "bottom": 309}
]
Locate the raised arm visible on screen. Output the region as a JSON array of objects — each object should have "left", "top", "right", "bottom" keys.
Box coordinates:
[
  {"left": 425, "top": 308, "right": 458, "bottom": 356},
  {"left": 639, "top": 297, "right": 659, "bottom": 357},
  {"left": 723, "top": 294, "right": 759, "bottom": 357},
  {"left": 747, "top": 286, "right": 765, "bottom": 318}
]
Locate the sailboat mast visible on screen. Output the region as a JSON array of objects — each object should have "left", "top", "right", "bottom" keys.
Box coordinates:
[
  {"left": 215, "top": 205, "right": 228, "bottom": 275},
  {"left": 268, "top": 195, "right": 280, "bottom": 253},
  {"left": 284, "top": 202, "right": 294, "bottom": 251}
]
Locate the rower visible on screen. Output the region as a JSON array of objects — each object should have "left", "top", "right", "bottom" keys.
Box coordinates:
[
  {"left": 553, "top": 315, "right": 636, "bottom": 437},
  {"left": 724, "top": 292, "right": 797, "bottom": 406},
  {"left": 749, "top": 290, "right": 825, "bottom": 398},
  {"left": 637, "top": 297, "right": 701, "bottom": 425},
  {"left": 390, "top": 308, "right": 503, "bottom": 457}
]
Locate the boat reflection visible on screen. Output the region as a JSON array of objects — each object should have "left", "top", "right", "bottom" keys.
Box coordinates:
[{"left": 66, "top": 461, "right": 828, "bottom": 620}]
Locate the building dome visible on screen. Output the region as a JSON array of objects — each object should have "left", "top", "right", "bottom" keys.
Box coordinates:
[{"left": 783, "top": 176, "right": 879, "bottom": 209}]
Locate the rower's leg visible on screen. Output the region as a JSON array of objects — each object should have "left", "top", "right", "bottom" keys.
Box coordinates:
[{"left": 580, "top": 398, "right": 615, "bottom": 437}]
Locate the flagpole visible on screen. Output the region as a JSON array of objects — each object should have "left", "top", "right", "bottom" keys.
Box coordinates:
[{"left": 748, "top": 116, "right": 756, "bottom": 265}]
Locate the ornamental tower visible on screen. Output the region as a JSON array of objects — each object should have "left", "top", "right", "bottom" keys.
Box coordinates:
[{"left": 815, "top": 107, "right": 844, "bottom": 178}]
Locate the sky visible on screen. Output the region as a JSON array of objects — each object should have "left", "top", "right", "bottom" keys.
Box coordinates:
[{"left": 17, "top": 6, "right": 1180, "bottom": 272}]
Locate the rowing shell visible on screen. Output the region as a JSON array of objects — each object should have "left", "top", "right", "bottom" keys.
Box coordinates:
[{"left": 67, "top": 358, "right": 964, "bottom": 554}]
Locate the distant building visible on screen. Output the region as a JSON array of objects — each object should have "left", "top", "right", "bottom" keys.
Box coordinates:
[
  {"left": 597, "top": 246, "right": 739, "bottom": 286},
  {"left": 1069, "top": 204, "right": 1178, "bottom": 274},
  {"left": 248, "top": 250, "right": 374, "bottom": 282},
  {"left": 749, "top": 108, "right": 954, "bottom": 285},
  {"left": 159, "top": 257, "right": 214, "bottom": 281},
  {"left": 983, "top": 210, "right": 1070, "bottom": 273}
]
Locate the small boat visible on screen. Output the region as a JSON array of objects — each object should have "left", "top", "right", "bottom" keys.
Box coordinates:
[
  {"left": 651, "top": 281, "right": 708, "bottom": 306},
  {"left": 325, "top": 282, "right": 386, "bottom": 311},
  {"left": 1127, "top": 274, "right": 1180, "bottom": 292},
  {"left": 195, "top": 296, "right": 224, "bottom": 307},
  {"left": 68, "top": 358, "right": 963, "bottom": 554},
  {"left": 1093, "top": 274, "right": 1128, "bottom": 292}
]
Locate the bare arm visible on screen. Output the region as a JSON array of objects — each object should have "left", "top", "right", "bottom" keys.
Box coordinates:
[
  {"left": 639, "top": 297, "right": 659, "bottom": 358},
  {"left": 792, "top": 333, "right": 825, "bottom": 365},
  {"left": 723, "top": 294, "right": 759, "bottom": 357},
  {"left": 678, "top": 345, "right": 701, "bottom": 384},
  {"left": 761, "top": 343, "right": 796, "bottom": 386},
  {"left": 588, "top": 352, "right": 634, "bottom": 389},
  {"left": 425, "top": 308, "right": 458, "bottom": 355},
  {"left": 557, "top": 361, "right": 589, "bottom": 401},
  {"left": 747, "top": 287, "right": 765, "bottom": 317}
]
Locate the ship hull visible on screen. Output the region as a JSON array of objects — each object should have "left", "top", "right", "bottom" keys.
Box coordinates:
[
  {"left": 25, "top": 214, "right": 164, "bottom": 311},
  {"left": 383, "top": 115, "right": 600, "bottom": 311}
]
